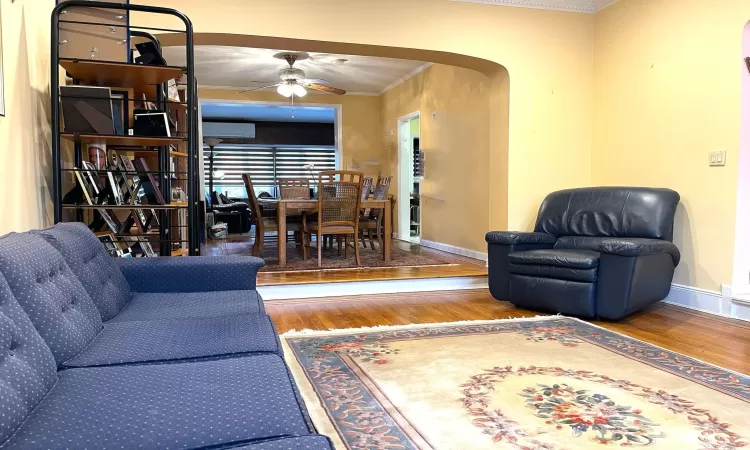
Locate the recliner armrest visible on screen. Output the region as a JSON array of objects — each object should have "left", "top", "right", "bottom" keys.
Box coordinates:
[
  {"left": 595, "top": 238, "right": 680, "bottom": 265},
  {"left": 115, "top": 256, "right": 265, "bottom": 292},
  {"left": 485, "top": 231, "right": 557, "bottom": 245}
]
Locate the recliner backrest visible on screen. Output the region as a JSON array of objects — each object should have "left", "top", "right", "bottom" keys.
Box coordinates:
[
  {"left": 0, "top": 233, "right": 103, "bottom": 366},
  {"left": 534, "top": 187, "right": 680, "bottom": 241},
  {"left": 33, "top": 223, "right": 131, "bottom": 321},
  {"left": 0, "top": 271, "right": 57, "bottom": 444}
]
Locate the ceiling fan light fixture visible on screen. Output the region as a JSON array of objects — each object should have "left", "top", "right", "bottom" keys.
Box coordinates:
[
  {"left": 291, "top": 84, "right": 307, "bottom": 97},
  {"left": 277, "top": 83, "right": 294, "bottom": 97}
]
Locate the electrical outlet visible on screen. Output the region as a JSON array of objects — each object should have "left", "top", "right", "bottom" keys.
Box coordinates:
[{"left": 709, "top": 150, "right": 726, "bottom": 167}]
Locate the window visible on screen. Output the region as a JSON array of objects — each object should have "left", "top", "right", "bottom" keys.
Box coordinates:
[{"left": 204, "top": 145, "right": 337, "bottom": 198}]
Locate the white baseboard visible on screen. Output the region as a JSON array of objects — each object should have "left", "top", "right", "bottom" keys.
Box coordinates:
[
  {"left": 662, "top": 283, "right": 750, "bottom": 321},
  {"left": 419, "top": 239, "right": 488, "bottom": 262},
  {"left": 258, "top": 275, "right": 488, "bottom": 301}
]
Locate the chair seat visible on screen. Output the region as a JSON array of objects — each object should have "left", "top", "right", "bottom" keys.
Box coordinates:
[
  {"left": 62, "top": 314, "right": 281, "bottom": 368},
  {"left": 3, "top": 355, "right": 312, "bottom": 449},
  {"left": 508, "top": 249, "right": 600, "bottom": 283},
  {"left": 508, "top": 249, "right": 600, "bottom": 269},
  {"left": 307, "top": 223, "right": 356, "bottom": 234},
  {"left": 107, "top": 290, "right": 265, "bottom": 323}
]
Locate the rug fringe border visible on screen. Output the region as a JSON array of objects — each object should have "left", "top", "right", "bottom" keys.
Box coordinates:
[
  {"left": 281, "top": 315, "right": 749, "bottom": 377},
  {"left": 263, "top": 263, "right": 459, "bottom": 274},
  {"left": 280, "top": 315, "right": 563, "bottom": 337}
]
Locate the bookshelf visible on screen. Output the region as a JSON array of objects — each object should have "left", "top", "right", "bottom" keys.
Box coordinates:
[{"left": 51, "top": 1, "right": 199, "bottom": 257}]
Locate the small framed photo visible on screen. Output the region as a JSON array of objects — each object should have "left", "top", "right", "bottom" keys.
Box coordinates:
[{"left": 95, "top": 232, "right": 124, "bottom": 257}]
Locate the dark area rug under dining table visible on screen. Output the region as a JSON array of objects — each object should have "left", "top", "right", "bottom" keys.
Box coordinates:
[{"left": 215, "top": 236, "right": 456, "bottom": 272}]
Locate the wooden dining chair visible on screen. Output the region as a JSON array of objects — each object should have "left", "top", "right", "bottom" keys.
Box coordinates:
[
  {"left": 278, "top": 178, "right": 311, "bottom": 200},
  {"left": 302, "top": 170, "right": 364, "bottom": 267},
  {"left": 359, "top": 176, "right": 392, "bottom": 250},
  {"left": 242, "top": 173, "right": 300, "bottom": 257}
]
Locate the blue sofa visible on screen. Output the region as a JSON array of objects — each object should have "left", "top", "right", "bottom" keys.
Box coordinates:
[{"left": 0, "top": 223, "right": 333, "bottom": 449}]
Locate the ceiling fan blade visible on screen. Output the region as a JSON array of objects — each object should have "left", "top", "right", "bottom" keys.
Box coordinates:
[
  {"left": 239, "top": 83, "right": 282, "bottom": 93},
  {"left": 307, "top": 83, "right": 346, "bottom": 95},
  {"left": 301, "top": 78, "right": 330, "bottom": 86}
]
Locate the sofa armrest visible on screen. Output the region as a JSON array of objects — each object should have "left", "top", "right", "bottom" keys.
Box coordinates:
[
  {"left": 595, "top": 238, "right": 680, "bottom": 265},
  {"left": 485, "top": 231, "right": 557, "bottom": 245},
  {"left": 115, "top": 256, "right": 265, "bottom": 293}
]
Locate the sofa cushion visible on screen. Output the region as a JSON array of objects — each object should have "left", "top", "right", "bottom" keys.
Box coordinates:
[
  {"left": 0, "top": 233, "right": 102, "bottom": 365},
  {"left": 108, "top": 290, "right": 265, "bottom": 323},
  {"left": 3, "top": 355, "right": 312, "bottom": 449},
  {"left": 234, "top": 435, "right": 334, "bottom": 449},
  {"left": 0, "top": 274, "right": 57, "bottom": 445},
  {"left": 508, "top": 249, "right": 600, "bottom": 269},
  {"left": 32, "top": 223, "right": 131, "bottom": 322},
  {"left": 62, "top": 314, "right": 282, "bottom": 368}
]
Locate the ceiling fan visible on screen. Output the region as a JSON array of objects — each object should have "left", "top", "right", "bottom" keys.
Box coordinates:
[{"left": 240, "top": 52, "right": 346, "bottom": 98}]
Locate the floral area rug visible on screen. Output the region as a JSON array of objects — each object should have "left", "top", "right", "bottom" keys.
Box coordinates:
[{"left": 281, "top": 317, "right": 750, "bottom": 449}]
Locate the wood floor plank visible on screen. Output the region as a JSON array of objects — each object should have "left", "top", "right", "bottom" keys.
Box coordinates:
[{"left": 266, "top": 289, "right": 750, "bottom": 374}]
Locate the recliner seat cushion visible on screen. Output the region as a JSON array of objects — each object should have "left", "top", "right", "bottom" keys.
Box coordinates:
[
  {"left": 108, "top": 290, "right": 265, "bottom": 323},
  {"left": 0, "top": 274, "right": 57, "bottom": 445},
  {"left": 62, "top": 314, "right": 282, "bottom": 368},
  {"left": 0, "top": 233, "right": 103, "bottom": 365},
  {"left": 3, "top": 354, "right": 313, "bottom": 449},
  {"left": 32, "top": 223, "right": 131, "bottom": 322},
  {"left": 508, "top": 249, "right": 600, "bottom": 269}
]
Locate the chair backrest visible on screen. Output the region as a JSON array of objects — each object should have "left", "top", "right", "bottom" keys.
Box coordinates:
[
  {"left": 279, "top": 178, "right": 311, "bottom": 200},
  {"left": 0, "top": 233, "right": 103, "bottom": 366},
  {"left": 361, "top": 177, "right": 373, "bottom": 201},
  {"left": 32, "top": 223, "right": 131, "bottom": 322},
  {"left": 242, "top": 173, "right": 264, "bottom": 225},
  {"left": 317, "top": 170, "right": 364, "bottom": 228},
  {"left": 370, "top": 176, "right": 392, "bottom": 219},
  {"left": 0, "top": 269, "right": 58, "bottom": 445},
  {"left": 534, "top": 187, "right": 680, "bottom": 241}
]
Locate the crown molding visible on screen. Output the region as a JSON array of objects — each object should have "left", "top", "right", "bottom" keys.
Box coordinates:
[
  {"left": 450, "top": 0, "right": 620, "bottom": 13},
  {"left": 199, "top": 85, "right": 380, "bottom": 96},
  {"left": 379, "top": 63, "right": 434, "bottom": 95}
]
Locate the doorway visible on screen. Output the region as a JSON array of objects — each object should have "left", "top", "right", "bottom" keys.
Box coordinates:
[{"left": 397, "top": 111, "right": 420, "bottom": 243}]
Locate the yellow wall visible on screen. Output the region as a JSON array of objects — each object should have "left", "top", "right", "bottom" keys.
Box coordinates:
[
  {"left": 133, "top": 0, "right": 596, "bottom": 231},
  {"left": 593, "top": 0, "right": 750, "bottom": 290},
  {"left": 0, "top": 0, "right": 55, "bottom": 235},
  {"left": 380, "top": 64, "right": 491, "bottom": 252},
  {"left": 198, "top": 89, "right": 383, "bottom": 175}
]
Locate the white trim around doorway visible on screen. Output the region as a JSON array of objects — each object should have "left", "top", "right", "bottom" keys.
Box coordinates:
[{"left": 397, "top": 110, "right": 421, "bottom": 243}]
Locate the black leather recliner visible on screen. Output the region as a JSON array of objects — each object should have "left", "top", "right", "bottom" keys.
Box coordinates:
[{"left": 486, "top": 187, "right": 680, "bottom": 320}]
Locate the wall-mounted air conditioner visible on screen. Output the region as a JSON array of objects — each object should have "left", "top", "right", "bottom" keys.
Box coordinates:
[{"left": 202, "top": 122, "right": 256, "bottom": 138}]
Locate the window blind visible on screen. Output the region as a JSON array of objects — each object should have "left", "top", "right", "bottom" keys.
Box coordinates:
[{"left": 203, "top": 145, "right": 337, "bottom": 198}]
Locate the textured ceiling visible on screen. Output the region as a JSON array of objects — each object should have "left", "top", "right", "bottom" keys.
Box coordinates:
[
  {"left": 450, "top": 0, "right": 619, "bottom": 13},
  {"left": 162, "top": 46, "right": 429, "bottom": 95}
]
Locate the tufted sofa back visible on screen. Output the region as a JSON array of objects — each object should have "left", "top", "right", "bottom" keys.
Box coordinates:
[
  {"left": 0, "top": 272, "right": 57, "bottom": 444},
  {"left": 534, "top": 187, "right": 680, "bottom": 241},
  {"left": 33, "top": 223, "right": 131, "bottom": 321},
  {"left": 0, "top": 233, "right": 103, "bottom": 366}
]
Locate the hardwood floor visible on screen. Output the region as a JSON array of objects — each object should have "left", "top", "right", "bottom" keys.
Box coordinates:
[
  {"left": 204, "top": 237, "right": 488, "bottom": 286},
  {"left": 266, "top": 289, "right": 750, "bottom": 375}
]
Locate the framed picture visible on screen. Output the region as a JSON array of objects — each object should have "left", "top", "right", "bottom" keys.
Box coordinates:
[
  {"left": 95, "top": 232, "right": 123, "bottom": 257},
  {"left": 0, "top": 1, "right": 5, "bottom": 117}
]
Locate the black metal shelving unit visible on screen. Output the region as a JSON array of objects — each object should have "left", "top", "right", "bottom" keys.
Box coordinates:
[{"left": 51, "top": 1, "right": 199, "bottom": 256}]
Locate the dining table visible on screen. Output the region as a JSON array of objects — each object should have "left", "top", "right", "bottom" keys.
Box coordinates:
[{"left": 258, "top": 198, "right": 392, "bottom": 267}]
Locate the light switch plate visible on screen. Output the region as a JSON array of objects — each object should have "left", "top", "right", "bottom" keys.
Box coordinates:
[{"left": 710, "top": 150, "right": 726, "bottom": 166}]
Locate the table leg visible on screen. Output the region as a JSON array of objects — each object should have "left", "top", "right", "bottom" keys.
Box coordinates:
[
  {"left": 278, "top": 202, "right": 287, "bottom": 267},
  {"left": 383, "top": 202, "right": 392, "bottom": 262}
]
